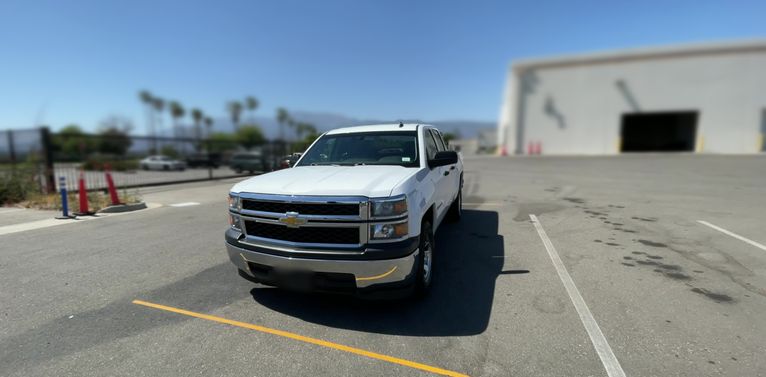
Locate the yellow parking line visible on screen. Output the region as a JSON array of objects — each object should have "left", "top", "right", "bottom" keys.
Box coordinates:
[{"left": 132, "top": 299, "right": 469, "bottom": 377}]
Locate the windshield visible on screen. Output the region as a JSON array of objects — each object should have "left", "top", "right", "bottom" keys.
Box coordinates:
[{"left": 296, "top": 131, "right": 419, "bottom": 167}]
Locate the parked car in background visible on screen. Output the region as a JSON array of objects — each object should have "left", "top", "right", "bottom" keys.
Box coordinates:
[
  {"left": 278, "top": 153, "right": 302, "bottom": 169},
  {"left": 186, "top": 153, "right": 222, "bottom": 168},
  {"left": 229, "top": 152, "right": 265, "bottom": 174},
  {"left": 139, "top": 155, "right": 186, "bottom": 171}
]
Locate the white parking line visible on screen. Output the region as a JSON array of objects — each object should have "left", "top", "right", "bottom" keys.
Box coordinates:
[
  {"left": 697, "top": 220, "right": 766, "bottom": 251},
  {"left": 530, "top": 214, "right": 626, "bottom": 377},
  {"left": 0, "top": 208, "right": 26, "bottom": 214},
  {"left": 170, "top": 202, "right": 200, "bottom": 207},
  {"left": 0, "top": 203, "right": 162, "bottom": 236}
]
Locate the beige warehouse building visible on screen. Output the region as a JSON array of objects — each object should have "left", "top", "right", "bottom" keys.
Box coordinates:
[{"left": 496, "top": 40, "right": 766, "bottom": 155}]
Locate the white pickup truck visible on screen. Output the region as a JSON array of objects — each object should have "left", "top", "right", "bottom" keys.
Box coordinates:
[{"left": 225, "top": 124, "right": 463, "bottom": 298}]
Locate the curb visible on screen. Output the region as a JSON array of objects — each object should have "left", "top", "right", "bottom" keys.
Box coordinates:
[{"left": 98, "top": 202, "right": 148, "bottom": 214}]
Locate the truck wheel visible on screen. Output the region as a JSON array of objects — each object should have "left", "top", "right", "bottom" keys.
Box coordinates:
[
  {"left": 447, "top": 189, "right": 462, "bottom": 222},
  {"left": 414, "top": 220, "right": 434, "bottom": 297}
]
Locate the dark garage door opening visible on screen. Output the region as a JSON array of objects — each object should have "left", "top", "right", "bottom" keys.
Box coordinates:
[{"left": 621, "top": 111, "right": 698, "bottom": 152}]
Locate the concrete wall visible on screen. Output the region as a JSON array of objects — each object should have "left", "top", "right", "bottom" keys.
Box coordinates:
[{"left": 498, "top": 44, "right": 766, "bottom": 154}]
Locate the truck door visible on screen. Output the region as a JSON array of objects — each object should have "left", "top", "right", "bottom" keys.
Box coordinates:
[
  {"left": 425, "top": 129, "right": 449, "bottom": 224},
  {"left": 433, "top": 130, "right": 459, "bottom": 203}
]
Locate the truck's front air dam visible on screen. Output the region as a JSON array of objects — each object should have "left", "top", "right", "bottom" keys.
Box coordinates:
[{"left": 225, "top": 242, "right": 419, "bottom": 289}]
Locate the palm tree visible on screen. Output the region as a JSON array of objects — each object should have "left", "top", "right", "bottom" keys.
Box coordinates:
[
  {"left": 191, "top": 108, "right": 203, "bottom": 142},
  {"left": 204, "top": 116, "right": 214, "bottom": 137},
  {"left": 203, "top": 116, "right": 214, "bottom": 153},
  {"left": 245, "top": 96, "right": 259, "bottom": 122},
  {"left": 295, "top": 122, "right": 316, "bottom": 140},
  {"left": 139, "top": 90, "right": 156, "bottom": 151},
  {"left": 227, "top": 101, "right": 243, "bottom": 131},
  {"left": 276, "top": 107, "right": 290, "bottom": 142},
  {"left": 151, "top": 97, "right": 165, "bottom": 147},
  {"left": 169, "top": 101, "right": 185, "bottom": 138}
]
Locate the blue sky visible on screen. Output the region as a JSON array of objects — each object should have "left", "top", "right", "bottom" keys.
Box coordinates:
[{"left": 1, "top": 0, "right": 765, "bottom": 133}]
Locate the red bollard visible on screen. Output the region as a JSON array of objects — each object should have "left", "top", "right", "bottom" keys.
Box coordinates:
[
  {"left": 104, "top": 164, "right": 121, "bottom": 205},
  {"left": 74, "top": 170, "right": 95, "bottom": 216},
  {"left": 527, "top": 142, "right": 533, "bottom": 155},
  {"left": 535, "top": 142, "right": 542, "bottom": 155}
]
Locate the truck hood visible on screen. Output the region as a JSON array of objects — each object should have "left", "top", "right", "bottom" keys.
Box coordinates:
[{"left": 231, "top": 165, "right": 418, "bottom": 198}]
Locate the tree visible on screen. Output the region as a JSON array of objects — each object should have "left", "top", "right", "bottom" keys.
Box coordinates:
[
  {"left": 55, "top": 124, "right": 96, "bottom": 159},
  {"left": 190, "top": 108, "right": 203, "bottom": 141},
  {"left": 245, "top": 96, "right": 259, "bottom": 122},
  {"left": 203, "top": 117, "right": 214, "bottom": 138},
  {"left": 138, "top": 90, "right": 155, "bottom": 138},
  {"left": 442, "top": 132, "right": 457, "bottom": 144},
  {"left": 151, "top": 97, "right": 165, "bottom": 138},
  {"left": 275, "top": 107, "right": 290, "bottom": 142},
  {"left": 227, "top": 101, "right": 243, "bottom": 131},
  {"left": 236, "top": 124, "right": 266, "bottom": 150},
  {"left": 168, "top": 101, "right": 185, "bottom": 138},
  {"left": 294, "top": 122, "right": 316, "bottom": 140},
  {"left": 206, "top": 132, "right": 237, "bottom": 153},
  {"left": 97, "top": 116, "right": 134, "bottom": 156},
  {"left": 160, "top": 145, "right": 180, "bottom": 158},
  {"left": 292, "top": 128, "right": 320, "bottom": 153}
]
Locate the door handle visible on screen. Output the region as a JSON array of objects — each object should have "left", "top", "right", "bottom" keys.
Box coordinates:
[
  {"left": 444, "top": 171, "right": 450, "bottom": 176},
  {"left": 450, "top": 166, "right": 455, "bottom": 170}
]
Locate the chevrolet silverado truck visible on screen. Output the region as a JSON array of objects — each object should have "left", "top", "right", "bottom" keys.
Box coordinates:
[{"left": 225, "top": 123, "right": 463, "bottom": 298}]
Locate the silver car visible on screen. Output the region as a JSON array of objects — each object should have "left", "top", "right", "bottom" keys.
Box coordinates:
[{"left": 139, "top": 155, "right": 186, "bottom": 171}]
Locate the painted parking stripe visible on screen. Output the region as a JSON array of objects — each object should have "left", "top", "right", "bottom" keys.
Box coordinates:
[
  {"left": 0, "top": 204, "right": 162, "bottom": 236},
  {"left": 132, "top": 300, "right": 468, "bottom": 377},
  {"left": 529, "top": 215, "right": 626, "bottom": 377},
  {"left": 697, "top": 220, "right": 766, "bottom": 251},
  {"left": 0, "top": 208, "right": 26, "bottom": 214},
  {"left": 169, "top": 202, "right": 200, "bottom": 207}
]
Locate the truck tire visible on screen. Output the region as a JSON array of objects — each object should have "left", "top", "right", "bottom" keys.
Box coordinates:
[{"left": 414, "top": 220, "right": 434, "bottom": 297}]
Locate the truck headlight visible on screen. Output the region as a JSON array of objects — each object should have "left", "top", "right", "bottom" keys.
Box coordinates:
[
  {"left": 228, "top": 193, "right": 240, "bottom": 211},
  {"left": 370, "top": 222, "right": 408, "bottom": 240},
  {"left": 369, "top": 196, "right": 407, "bottom": 218},
  {"left": 229, "top": 214, "right": 242, "bottom": 230}
]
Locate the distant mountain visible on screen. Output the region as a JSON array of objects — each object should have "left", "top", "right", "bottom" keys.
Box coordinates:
[{"left": 176, "top": 111, "right": 495, "bottom": 140}]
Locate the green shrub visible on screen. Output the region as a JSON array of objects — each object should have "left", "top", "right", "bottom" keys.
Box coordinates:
[{"left": 0, "top": 169, "right": 39, "bottom": 204}]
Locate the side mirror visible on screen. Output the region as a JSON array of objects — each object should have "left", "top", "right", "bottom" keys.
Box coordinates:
[{"left": 428, "top": 151, "right": 458, "bottom": 168}]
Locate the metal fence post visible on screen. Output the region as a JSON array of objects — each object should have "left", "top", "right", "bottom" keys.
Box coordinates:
[
  {"left": 7, "top": 130, "right": 16, "bottom": 166},
  {"left": 40, "top": 127, "right": 56, "bottom": 193},
  {"left": 207, "top": 139, "right": 213, "bottom": 180}
]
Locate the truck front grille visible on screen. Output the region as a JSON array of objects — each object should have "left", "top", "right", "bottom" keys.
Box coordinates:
[
  {"left": 241, "top": 200, "right": 359, "bottom": 216},
  {"left": 244, "top": 221, "right": 360, "bottom": 245}
]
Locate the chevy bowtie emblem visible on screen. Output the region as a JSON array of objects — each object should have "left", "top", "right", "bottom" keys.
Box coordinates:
[{"left": 279, "top": 212, "right": 307, "bottom": 228}]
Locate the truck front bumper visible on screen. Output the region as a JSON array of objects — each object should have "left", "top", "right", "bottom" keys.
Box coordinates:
[{"left": 225, "top": 241, "right": 419, "bottom": 294}]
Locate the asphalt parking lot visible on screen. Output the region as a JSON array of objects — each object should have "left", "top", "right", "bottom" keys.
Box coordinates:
[{"left": 1, "top": 155, "right": 765, "bottom": 376}]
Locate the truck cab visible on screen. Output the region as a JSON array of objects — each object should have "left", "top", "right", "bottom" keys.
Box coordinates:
[{"left": 225, "top": 124, "right": 463, "bottom": 298}]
